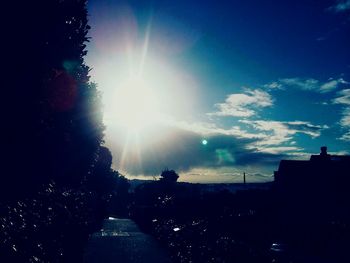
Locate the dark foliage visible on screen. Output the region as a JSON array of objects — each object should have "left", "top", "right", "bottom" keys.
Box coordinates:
[
  {"left": 131, "top": 179, "right": 350, "bottom": 263},
  {"left": 132, "top": 181, "right": 273, "bottom": 263},
  {"left": 0, "top": 0, "right": 128, "bottom": 262},
  {"left": 3, "top": 0, "right": 104, "bottom": 198},
  {"left": 160, "top": 169, "right": 179, "bottom": 183}
]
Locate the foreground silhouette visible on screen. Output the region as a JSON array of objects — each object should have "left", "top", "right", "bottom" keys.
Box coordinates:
[
  {"left": 129, "top": 150, "right": 350, "bottom": 263},
  {"left": 2, "top": 0, "right": 350, "bottom": 261},
  {"left": 1, "top": 1, "right": 125, "bottom": 261}
]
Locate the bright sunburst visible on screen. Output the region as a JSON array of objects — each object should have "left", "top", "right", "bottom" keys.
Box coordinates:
[
  {"left": 111, "top": 75, "right": 160, "bottom": 133},
  {"left": 88, "top": 4, "right": 198, "bottom": 176}
]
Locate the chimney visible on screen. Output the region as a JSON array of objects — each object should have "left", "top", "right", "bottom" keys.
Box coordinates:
[{"left": 320, "top": 146, "right": 327, "bottom": 156}]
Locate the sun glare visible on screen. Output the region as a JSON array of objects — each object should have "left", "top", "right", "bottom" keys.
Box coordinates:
[{"left": 111, "top": 75, "right": 160, "bottom": 133}]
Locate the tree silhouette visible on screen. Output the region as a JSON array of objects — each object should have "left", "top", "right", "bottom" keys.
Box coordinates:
[
  {"left": 159, "top": 169, "right": 179, "bottom": 183},
  {"left": 0, "top": 1, "right": 123, "bottom": 261},
  {"left": 3, "top": 0, "right": 105, "bottom": 199}
]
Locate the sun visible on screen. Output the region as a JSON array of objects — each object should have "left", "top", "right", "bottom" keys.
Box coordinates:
[{"left": 111, "top": 75, "right": 160, "bottom": 133}]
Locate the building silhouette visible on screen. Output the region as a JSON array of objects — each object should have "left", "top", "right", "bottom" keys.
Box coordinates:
[
  {"left": 274, "top": 146, "right": 350, "bottom": 219},
  {"left": 274, "top": 147, "right": 350, "bottom": 187}
]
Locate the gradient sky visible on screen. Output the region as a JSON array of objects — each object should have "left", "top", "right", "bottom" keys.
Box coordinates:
[{"left": 86, "top": 0, "right": 350, "bottom": 183}]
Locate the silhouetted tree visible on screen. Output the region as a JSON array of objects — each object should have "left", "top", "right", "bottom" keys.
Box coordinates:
[
  {"left": 107, "top": 171, "right": 131, "bottom": 216},
  {"left": 159, "top": 169, "right": 179, "bottom": 183},
  {"left": 0, "top": 1, "right": 120, "bottom": 261},
  {"left": 89, "top": 146, "right": 113, "bottom": 195},
  {"left": 114, "top": 172, "right": 131, "bottom": 196},
  {"left": 3, "top": 0, "right": 104, "bottom": 198}
]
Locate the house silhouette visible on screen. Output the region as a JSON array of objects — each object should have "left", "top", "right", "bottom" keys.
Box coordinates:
[
  {"left": 274, "top": 146, "right": 350, "bottom": 216},
  {"left": 274, "top": 146, "right": 350, "bottom": 185},
  {"left": 272, "top": 148, "right": 350, "bottom": 262}
]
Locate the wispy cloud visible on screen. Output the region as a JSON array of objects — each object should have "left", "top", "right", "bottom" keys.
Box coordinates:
[
  {"left": 263, "top": 81, "right": 282, "bottom": 90},
  {"left": 240, "top": 120, "right": 328, "bottom": 146},
  {"left": 253, "top": 146, "right": 303, "bottom": 155},
  {"left": 332, "top": 89, "right": 350, "bottom": 105},
  {"left": 340, "top": 107, "right": 350, "bottom": 126},
  {"left": 328, "top": 0, "right": 350, "bottom": 13},
  {"left": 174, "top": 118, "right": 327, "bottom": 155},
  {"left": 209, "top": 89, "right": 273, "bottom": 117},
  {"left": 107, "top": 121, "right": 289, "bottom": 177},
  {"left": 169, "top": 120, "right": 266, "bottom": 139},
  {"left": 274, "top": 77, "right": 348, "bottom": 93},
  {"left": 107, "top": 114, "right": 329, "bottom": 180},
  {"left": 339, "top": 132, "right": 350, "bottom": 141},
  {"left": 338, "top": 107, "right": 350, "bottom": 141},
  {"left": 331, "top": 89, "right": 350, "bottom": 140},
  {"left": 171, "top": 119, "right": 327, "bottom": 148},
  {"left": 279, "top": 78, "right": 319, "bottom": 91},
  {"left": 320, "top": 79, "right": 349, "bottom": 92}
]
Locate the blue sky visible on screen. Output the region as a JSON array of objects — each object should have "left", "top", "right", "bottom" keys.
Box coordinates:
[{"left": 86, "top": 0, "right": 350, "bottom": 182}]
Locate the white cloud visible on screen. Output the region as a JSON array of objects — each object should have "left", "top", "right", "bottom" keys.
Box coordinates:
[
  {"left": 277, "top": 77, "right": 347, "bottom": 93},
  {"left": 333, "top": 89, "right": 350, "bottom": 105},
  {"left": 338, "top": 107, "right": 350, "bottom": 141},
  {"left": 329, "top": 150, "right": 350, "bottom": 155},
  {"left": 253, "top": 146, "right": 303, "bottom": 155},
  {"left": 167, "top": 120, "right": 266, "bottom": 139},
  {"left": 209, "top": 89, "right": 273, "bottom": 117},
  {"left": 320, "top": 78, "right": 348, "bottom": 93},
  {"left": 172, "top": 117, "right": 328, "bottom": 152},
  {"left": 340, "top": 107, "right": 350, "bottom": 127},
  {"left": 279, "top": 78, "right": 319, "bottom": 91},
  {"left": 240, "top": 120, "right": 328, "bottom": 146},
  {"left": 263, "top": 81, "right": 282, "bottom": 90},
  {"left": 331, "top": 90, "right": 350, "bottom": 141},
  {"left": 165, "top": 119, "right": 322, "bottom": 159},
  {"left": 339, "top": 131, "right": 350, "bottom": 141},
  {"left": 328, "top": 0, "right": 350, "bottom": 12}
]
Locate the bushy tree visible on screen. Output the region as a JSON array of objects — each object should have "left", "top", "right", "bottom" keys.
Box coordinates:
[
  {"left": 160, "top": 169, "right": 179, "bottom": 183},
  {"left": 3, "top": 0, "right": 104, "bottom": 198},
  {"left": 1, "top": 1, "right": 119, "bottom": 261}
]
